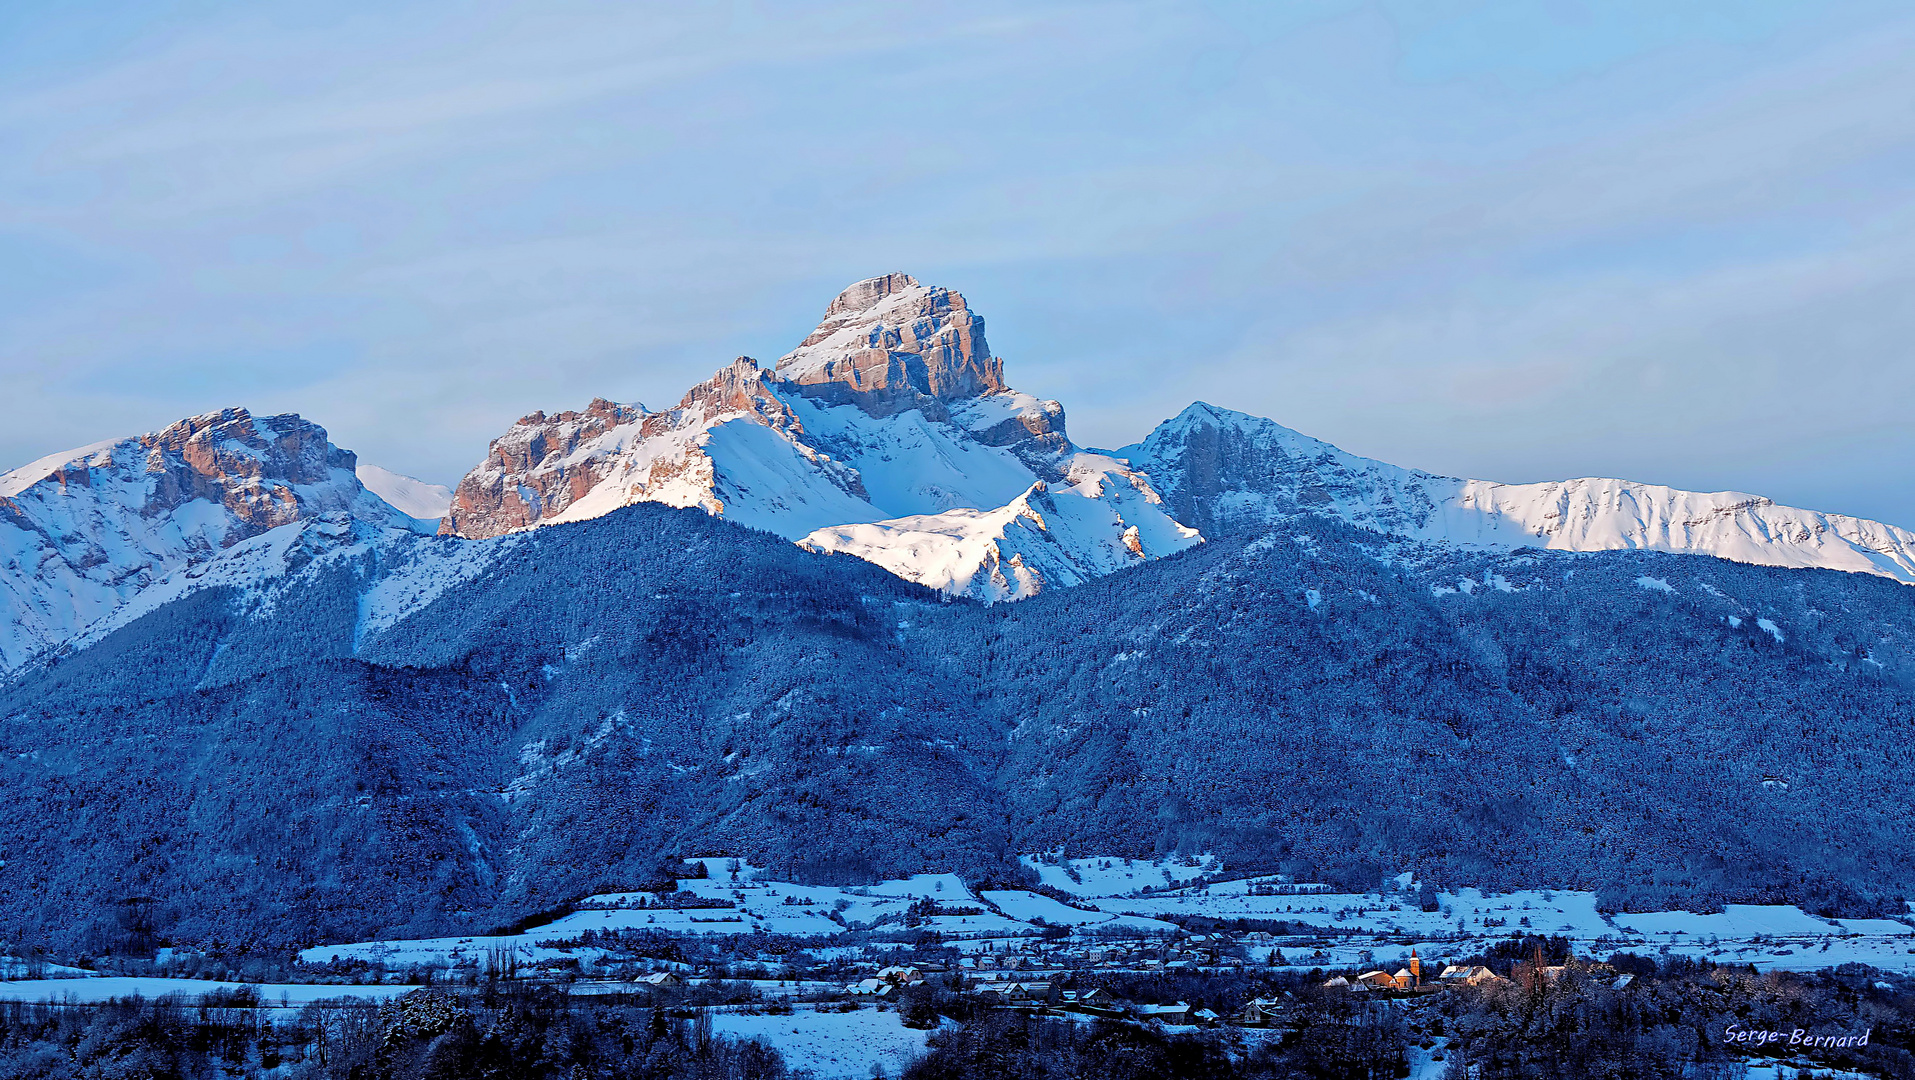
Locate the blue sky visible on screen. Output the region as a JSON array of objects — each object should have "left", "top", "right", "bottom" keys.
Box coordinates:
[{"left": 3, "top": 1, "right": 1911, "bottom": 526}]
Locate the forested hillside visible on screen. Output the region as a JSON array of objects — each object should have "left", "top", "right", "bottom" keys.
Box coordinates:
[{"left": 2, "top": 502, "right": 1911, "bottom": 955}]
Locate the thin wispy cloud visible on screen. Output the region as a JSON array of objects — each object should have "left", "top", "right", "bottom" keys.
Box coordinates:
[{"left": 0, "top": 0, "right": 1909, "bottom": 526}]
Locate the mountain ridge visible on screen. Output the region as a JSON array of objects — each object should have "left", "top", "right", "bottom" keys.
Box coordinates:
[
  {"left": 434, "top": 274, "right": 1200, "bottom": 600},
  {"left": 6, "top": 274, "right": 1915, "bottom": 679},
  {"left": 1122, "top": 400, "right": 1915, "bottom": 584}
]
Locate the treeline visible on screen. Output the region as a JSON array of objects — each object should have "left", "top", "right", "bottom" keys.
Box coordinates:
[
  {"left": 903, "top": 1009, "right": 1404, "bottom": 1080},
  {"left": 0, "top": 985, "right": 796, "bottom": 1080},
  {"left": 1438, "top": 955, "right": 1915, "bottom": 1079}
]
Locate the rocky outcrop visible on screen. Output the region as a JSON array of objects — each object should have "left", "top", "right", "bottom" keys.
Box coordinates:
[
  {"left": 1, "top": 407, "right": 391, "bottom": 554},
  {"left": 0, "top": 408, "right": 406, "bottom": 672},
  {"left": 1117, "top": 402, "right": 1442, "bottom": 539},
  {"left": 442, "top": 359, "right": 878, "bottom": 541},
  {"left": 774, "top": 273, "right": 1005, "bottom": 417},
  {"left": 441, "top": 398, "right": 652, "bottom": 538}
]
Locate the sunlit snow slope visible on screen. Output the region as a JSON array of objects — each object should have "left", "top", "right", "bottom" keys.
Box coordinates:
[
  {"left": 357, "top": 464, "right": 454, "bottom": 521},
  {"left": 1123, "top": 402, "right": 1915, "bottom": 585}
]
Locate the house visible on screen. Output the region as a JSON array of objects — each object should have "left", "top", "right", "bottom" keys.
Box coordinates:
[
  {"left": 1192, "top": 1008, "right": 1220, "bottom": 1026},
  {"left": 877, "top": 965, "right": 924, "bottom": 985},
  {"left": 978, "top": 982, "right": 1049, "bottom": 1003},
  {"left": 640, "top": 972, "right": 682, "bottom": 987},
  {"left": 1321, "top": 976, "right": 1352, "bottom": 991},
  {"left": 1135, "top": 1002, "right": 1191, "bottom": 1024},
  {"left": 976, "top": 982, "right": 1018, "bottom": 998},
  {"left": 1356, "top": 970, "right": 1398, "bottom": 990},
  {"left": 981, "top": 982, "right": 1048, "bottom": 1001},
  {"left": 1238, "top": 997, "right": 1286, "bottom": 1026},
  {"left": 1439, "top": 965, "right": 1497, "bottom": 986},
  {"left": 849, "top": 978, "right": 894, "bottom": 997}
]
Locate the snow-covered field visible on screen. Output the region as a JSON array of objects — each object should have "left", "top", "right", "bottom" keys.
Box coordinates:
[
  {"left": 297, "top": 856, "right": 1915, "bottom": 976},
  {"left": 712, "top": 1008, "right": 929, "bottom": 1079}
]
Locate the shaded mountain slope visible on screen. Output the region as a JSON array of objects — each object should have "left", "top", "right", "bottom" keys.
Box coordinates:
[{"left": 2, "top": 503, "right": 1912, "bottom": 954}]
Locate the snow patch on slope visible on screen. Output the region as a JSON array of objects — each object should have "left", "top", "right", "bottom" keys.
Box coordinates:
[
  {"left": 356, "top": 534, "right": 520, "bottom": 644},
  {"left": 801, "top": 461, "right": 1200, "bottom": 602},
  {"left": 783, "top": 392, "right": 1035, "bottom": 517},
  {"left": 357, "top": 464, "right": 453, "bottom": 521},
  {"left": 0, "top": 440, "right": 120, "bottom": 499}
]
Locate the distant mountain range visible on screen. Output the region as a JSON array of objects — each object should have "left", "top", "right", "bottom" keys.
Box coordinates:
[
  {"left": 5, "top": 273, "right": 1912, "bottom": 677},
  {"left": 4, "top": 275, "right": 1914, "bottom": 953}
]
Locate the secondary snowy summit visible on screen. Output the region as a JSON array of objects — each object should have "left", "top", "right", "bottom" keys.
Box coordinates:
[
  {"left": 1125, "top": 402, "right": 1915, "bottom": 584},
  {"left": 0, "top": 408, "right": 418, "bottom": 671}
]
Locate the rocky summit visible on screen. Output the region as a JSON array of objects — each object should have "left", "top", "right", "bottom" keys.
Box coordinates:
[
  {"left": 435, "top": 275, "right": 1199, "bottom": 600},
  {"left": 0, "top": 408, "right": 412, "bottom": 672}
]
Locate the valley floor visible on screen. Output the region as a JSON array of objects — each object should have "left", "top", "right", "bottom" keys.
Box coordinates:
[{"left": 292, "top": 855, "right": 1915, "bottom": 978}]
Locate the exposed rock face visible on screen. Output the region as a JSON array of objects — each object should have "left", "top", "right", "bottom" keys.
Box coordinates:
[
  {"left": 675, "top": 356, "right": 802, "bottom": 434},
  {"left": 1, "top": 407, "right": 386, "bottom": 555},
  {"left": 0, "top": 408, "right": 406, "bottom": 672},
  {"left": 441, "top": 398, "right": 652, "bottom": 538},
  {"left": 774, "top": 273, "right": 1005, "bottom": 417},
  {"left": 442, "top": 358, "right": 874, "bottom": 541},
  {"left": 1119, "top": 402, "right": 1442, "bottom": 539}
]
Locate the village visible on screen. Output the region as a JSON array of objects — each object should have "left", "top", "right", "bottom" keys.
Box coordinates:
[
  {"left": 10, "top": 857, "right": 1907, "bottom": 1078},
  {"left": 277, "top": 902, "right": 1643, "bottom": 1046}
]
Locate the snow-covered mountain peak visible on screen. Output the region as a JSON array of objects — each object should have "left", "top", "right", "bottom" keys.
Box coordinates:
[
  {"left": 774, "top": 273, "right": 1004, "bottom": 414},
  {"left": 2, "top": 407, "right": 399, "bottom": 533},
  {"left": 1148, "top": 400, "right": 1337, "bottom": 451},
  {"left": 437, "top": 276, "right": 1199, "bottom": 598},
  {"left": 1126, "top": 403, "right": 1915, "bottom": 586},
  {"left": 0, "top": 407, "right": 414, "bottom": 673}
]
